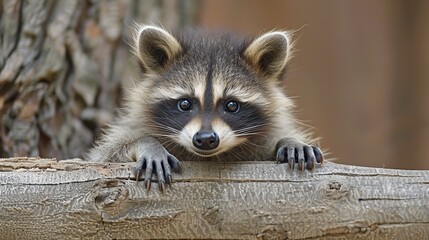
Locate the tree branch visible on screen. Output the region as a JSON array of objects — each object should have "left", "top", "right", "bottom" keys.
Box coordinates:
[{"left": 1, "top": 158, "right": 428, "bottom": 239}]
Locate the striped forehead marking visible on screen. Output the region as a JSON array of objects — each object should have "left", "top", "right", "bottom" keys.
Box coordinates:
[{"left": 203, "top": 55, "right": 214, "bottom": 112}]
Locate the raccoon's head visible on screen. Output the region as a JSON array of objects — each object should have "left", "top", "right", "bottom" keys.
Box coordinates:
[{"left": 132, "top": 25, "right": 294, "bottom": 158}]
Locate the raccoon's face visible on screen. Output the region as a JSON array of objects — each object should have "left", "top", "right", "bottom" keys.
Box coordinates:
[{"left": 133, "top": 26, "right": 293, "bottom": 158}]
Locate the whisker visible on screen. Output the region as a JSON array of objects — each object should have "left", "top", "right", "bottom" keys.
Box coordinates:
[
  {"left": 234, "top": 132, "right": 267, "bottom": 138},
  {"left": 235, "top": 124, "right": 268, "bottom": 133},
  {"left": 225, "top": 147, "right": 244, "bottom": 161}
]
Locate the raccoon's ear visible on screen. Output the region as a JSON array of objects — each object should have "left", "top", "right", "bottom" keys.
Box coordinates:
[
  {"left": 135, "top": 25, "right": 182, "bottom": 73},
  {"left": 244, "top": 31, "right": 292, "bottom": 79}
]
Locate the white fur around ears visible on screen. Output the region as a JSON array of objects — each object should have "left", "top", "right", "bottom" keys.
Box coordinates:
[
  {"left": 133, "top": 25, "right": 182, "bottom": 73},
  {"left": 244, "top": 31, "right": 293, "bottom": 79}
]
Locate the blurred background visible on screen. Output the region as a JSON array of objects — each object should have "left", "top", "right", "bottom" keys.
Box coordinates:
[{"left": 1, "top": 0, "right": 428, "bottom": 170}]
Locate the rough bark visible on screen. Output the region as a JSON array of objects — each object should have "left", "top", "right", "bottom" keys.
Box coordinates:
[
  {"left": 1, "top": 158, "right": 428, "bottom": 240},
  {"left": 0, "top": 0, "right": 198, "bottom": 160}
]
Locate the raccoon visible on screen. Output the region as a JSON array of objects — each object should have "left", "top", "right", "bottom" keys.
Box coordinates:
[{"left": 87, "top": 25, "right": 323, "bottom": 191}]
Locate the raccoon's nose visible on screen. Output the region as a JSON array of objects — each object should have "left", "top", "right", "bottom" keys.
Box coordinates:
[{"left": 193, "top": 131, "right": 220, "bottom": 150}]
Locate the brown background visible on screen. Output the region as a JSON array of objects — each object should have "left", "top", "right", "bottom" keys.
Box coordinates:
[{"left": 196, "top": 0, "right": 429, "bottom": 170}]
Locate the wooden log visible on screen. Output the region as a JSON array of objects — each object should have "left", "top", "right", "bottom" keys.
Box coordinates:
[{"left": 0, "top": 157, "right": 428, "bottom": 239}]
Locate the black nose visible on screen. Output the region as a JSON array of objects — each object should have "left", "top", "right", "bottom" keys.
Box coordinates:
[{"left": 193, "top": 131, "right": 220, "bottom": 150}]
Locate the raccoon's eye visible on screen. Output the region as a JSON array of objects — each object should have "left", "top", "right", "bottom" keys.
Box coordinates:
[
  {"left": 178, "top": 99, "right": 192, "bottom": 111},
  {"left": 225, "top": 100, "right": 240, "bottom": 113}
]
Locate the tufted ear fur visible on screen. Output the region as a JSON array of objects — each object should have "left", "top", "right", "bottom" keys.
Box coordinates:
[
  {"left": 134, "top": 25, "right": 182, "bottom": 74},
  {"left": 244, "top": 31, "right": 293, "bottom": 79}
]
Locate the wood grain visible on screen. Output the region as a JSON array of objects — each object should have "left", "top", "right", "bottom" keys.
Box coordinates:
[{"left": 1, "top": 157, "right": 428, "bottom": 239}]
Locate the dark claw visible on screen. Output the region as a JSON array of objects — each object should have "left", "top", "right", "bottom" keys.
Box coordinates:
[
  {"left": 162, "top": 160, "right": 172, "bottom": 185},
  {"left": 134, "top": 157, "right": 146, "bottom": 181},
  {"left": 159, "top": 182, "right": 165, "bottom": 192},
  {"left": 312, "top": 146, "right": 324, "bottom": 164},
  {"left": 287, "top": 147, "right": 295, "bottom": 169},
  {"left": 304, "top": 146, "right": 316, "bottom": 171},
  {"left": 144, "top": 178, "right": 152, "bottom": 191},
  {"left": 288, "top": 160, "right": 294, "bottom": 170},
  {"left": 296, "top": 147, "right": 305, "bottom": 172},
  {"left": 144, "top": 160, "right": 154, "bottom": 190},
  {"left": 154, "top": 160, "right": 167, "bottom": 193},
  {"left": 134, "top": 169, "right": 141, "bottom": 182},
  {"left": 307, "top": 160, "right": 315, "bottom": 171},
  {"left": 155, "top": 160, "right": 165, "bottom": 185}
]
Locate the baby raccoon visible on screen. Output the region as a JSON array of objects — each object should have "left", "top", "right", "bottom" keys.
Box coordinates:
[{"left": 88, "top": 25, "right": 323, "bottom": 191}]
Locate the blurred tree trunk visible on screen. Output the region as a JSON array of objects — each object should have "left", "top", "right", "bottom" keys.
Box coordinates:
[{"left": 0, "top": 0, "right": 199, "bottom": 159}]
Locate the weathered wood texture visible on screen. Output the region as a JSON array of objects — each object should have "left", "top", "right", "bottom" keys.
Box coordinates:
[
  {"left": 1, "top": 158, "right": 428, "bottom": 239},
  {"left": 0, "top": 0, "right": 198, "bottom": 159}
]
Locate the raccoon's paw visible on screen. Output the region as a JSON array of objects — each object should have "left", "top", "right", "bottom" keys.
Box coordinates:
[
  {"left": 135, "top": 153, "right": 181, "bottom": 192},
  {"left": 276, "top": 138, "right": 323, "bottom": 171},
  {"left": 132, "top": 138, "right": 181, "bottom": 192}
]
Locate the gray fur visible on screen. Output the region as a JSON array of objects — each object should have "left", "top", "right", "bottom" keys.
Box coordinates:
[{"left": 87, "top": 25, "right": 322, "bottom": 185}]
